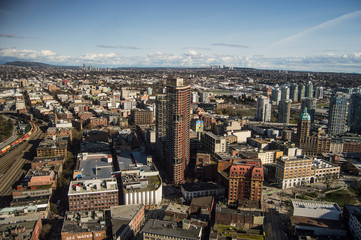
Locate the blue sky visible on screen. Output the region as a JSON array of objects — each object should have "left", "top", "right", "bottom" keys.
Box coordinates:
[{"left": 1, "top": 0, "right": 361, "bottom": 72}]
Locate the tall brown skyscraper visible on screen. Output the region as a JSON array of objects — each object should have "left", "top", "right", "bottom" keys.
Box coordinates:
[
  {"left": 164, "top": 78, "right": 191, "bottom": 184},
  {"left": 296, "top": 107, "right": 311, "bottom": 147}
]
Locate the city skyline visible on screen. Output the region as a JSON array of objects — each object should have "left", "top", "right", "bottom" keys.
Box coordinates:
[{"left": 0, "top": 0, "right": 361, "bottom": 72}]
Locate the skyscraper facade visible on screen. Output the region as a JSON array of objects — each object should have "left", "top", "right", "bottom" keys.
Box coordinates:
[
  {"left": 298, "top": 84, "right": 306, "bottom": 102},
  {"left": 305, "top": 80, "right": 313, "bottom": 98},
  {"left": 281, "top": 86, "right": 290, "bottom": 101},
  {"left": 165, "top": 78, "right": 191, "bottom": 185},
  {"left": 296, "top": 107, "right": 311, "bottom": 147},
  {"left": 271, "top": 88, "right": 281, "bottom": 105},
  {"left": 315, "top": 86, "right": 324, "bottom": 99},
  {"left": 328, "top": 93, "right": 348, "bottom": 136},
  {"left": 278, "top": 100, "right": 292, "bottom": 124},
  {"left": 290, "top": 83, "right": 299, "bottom": 103},
  {"left": 349, "top": 92, "right": 361, "bottom": 134},
  {"left": 255, "top": 96, "right": 272, "bottom": 122},
  {"left": 155, "top": 94, "right": 168, "bottom": 161},
  {"left": 301, "top": 98, "right": 317, "bottom": 123}
]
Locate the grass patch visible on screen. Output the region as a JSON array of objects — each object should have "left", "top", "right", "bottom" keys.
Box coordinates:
[
  {"left": 321, "top": 189, "right": 357, "bottom": 207},
  {"left": 214, "top": 224, "right": 264, "bottom": 239}
]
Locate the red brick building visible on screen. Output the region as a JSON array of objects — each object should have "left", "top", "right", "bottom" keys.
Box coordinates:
[
  {"left": 228, "top": 159, "right": 264, "bottom": 205},
  {"left": 88, "top": 117, "right": 108, "bottom": 128}
]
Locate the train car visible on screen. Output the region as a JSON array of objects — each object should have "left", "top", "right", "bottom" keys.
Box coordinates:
[
  {"left": 0, "top": 145, "right": 11, "bottom": 156},
  {"left": 1, "top": 121, "right": 36, "bottom": 156}
]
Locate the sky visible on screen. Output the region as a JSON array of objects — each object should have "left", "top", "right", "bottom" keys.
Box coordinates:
[{"left": 0, "top": 0, "right": 361, "bottom": 73}]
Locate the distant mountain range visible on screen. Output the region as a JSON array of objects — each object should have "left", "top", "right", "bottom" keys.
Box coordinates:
[{"left": 2, "top": 61, "right": 80, "bottom": 69}]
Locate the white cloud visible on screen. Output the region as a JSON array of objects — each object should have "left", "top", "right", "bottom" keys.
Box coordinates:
[{"left": 1, "top": 47, "right": 361, "bottom": 72}]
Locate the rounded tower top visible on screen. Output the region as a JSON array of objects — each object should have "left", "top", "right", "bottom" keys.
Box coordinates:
[{"left": 299, "top": 107, "right": 311, "bottom": 121}]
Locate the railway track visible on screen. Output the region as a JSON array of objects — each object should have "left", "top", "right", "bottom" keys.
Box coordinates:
[{"left": 0, "top": 123, "right": 45, "bottom": 199}]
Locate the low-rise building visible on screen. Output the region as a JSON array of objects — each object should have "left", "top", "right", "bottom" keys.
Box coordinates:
[
  {"left": 311, "top": 158, "right": 340, "bottom": 182},
  {"left": 111, "top": 205, "right": 145, "bottom": 240},
  {"left": 201, "top": 131, "right": 227, "bottom": 156},
  {"left": 165, "top": 203, "right": 189, "bottom": 219},
  {"left": 228, "top": 159, "right": 264, "bottom": 205},
  {"left": 275, "top": 155, "right": 313, "bottom": 189},
  {"left": 215, "top": 201, "right": 264, "bottom": 229},
  {"left": 31, "top": 156, "right": 65, "bottom": 169},
  {"left": 0, "top": 213, "right": 43, "bottom": 240},
  {"left": 36, "top": 137, "right": 68, "bottom": 158},
  {"left": 117, "top": 151, "right": 162, "bottom": 208},
  {"left": 87, "top": 117, "right": 108, "bottom": 128},
  {"left": 61, "top": 211, "right": 107, "bottom": 240},
  {"left": 290, "top": 199, "right": 346, "bottom": 237},
  {"left": 141, "top": 219, "right": 202, "bottom": 240},
  {"left": 189, "top": 196, "right": 214, "bottom": 227},
  {"left": 68, "top": 178, "right": 118, "bottom": 211},
  {"left": 46, "top": 127, "right": 73, "bottom": 141},
  {"left": 257, "top": 149, "right": 283, "bottom": 165},
  {"left": 129, "top": 109, "right": 154, "bottom": 125},
  {"left": 343, "top": 205, "right": 361, "bottom": 240},
  {"left": 181, "top": 182, "right": 225, "bottom": 201}
]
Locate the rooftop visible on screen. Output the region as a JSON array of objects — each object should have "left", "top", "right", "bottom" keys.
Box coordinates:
[
  {"left": 290, "top": 216, "right": 345, "bottom": 230},
  {"left": 78, "top": 153, "right": 113, "bottom": 180},
  {"left": 68, "top": 178, "right": 118, "bottom": 195},
  {"left": 110, "top": 204, "right": 144, "bottom": 220},
  {"left": 62, "top": 211, "right": 106, "bottom": 233},
  {"left": 181, "top": 182, "right": 224, "bottom": 192},
  {"left": 292, "top": 199, "right": 341, "bottom": 213},
  {"left": 32, "top": 156, "right": 65, "bottom": 163},
  {"left": 142, "top": 219, "right": 201, "bottom": 240},
  {"left": 166, "top": 203, "right": 189, "bottom": 215}
]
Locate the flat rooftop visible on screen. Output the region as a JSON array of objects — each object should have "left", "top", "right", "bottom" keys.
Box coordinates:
[
  {"left": 117, "top": 150, "right": 149, "bottom": 171},
  {"left": 166, "top": 203, "right": 189, "bottom": 215},
  {"left": 78, "top": 154, "right": 113, "bottom": 180},
  {"left": 292, "top": 199, "right": 341, "bottom": 213},
  {"left": 33, "top": 156, "right": 65, "bottom": 163},
  {"left": 291, "top": 216, "right": 345, "bottom": 230},
  {"left": 181, "top": 182, "right": 224, "bottom": 192},
  {"left": 62, "top": 211, "right": 106, "bottom": 233},
  {"left": 111, "top": 205, "right": 143, "bottom": 220},
  {"left": 142, "top": 219, "right": 201, "bottom": 240},
  {"left": 68, "top": 178, "right": 118, "bottom": 195}
]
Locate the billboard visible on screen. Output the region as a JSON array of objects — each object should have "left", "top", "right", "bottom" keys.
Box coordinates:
[{"left": 196, "top": 120, "right": 204, "bottom": 133}]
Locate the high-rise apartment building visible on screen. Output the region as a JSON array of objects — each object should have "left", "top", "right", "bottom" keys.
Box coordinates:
[
  {"left": 290, "top": 83, "right": 299, "bottom": 103},
  {"left": 305, "top": 80, "right": 313, "bottom": 98},
  {"left": 271, "top": 88, "right": 281, "bottom": 105},
  {"left": 165, "top": 78, "right": 191, "bottom": 184},
  {"left": 281, "top": 86, "right": 290, "bottom": 101},
  {"left": 315, "top": 86, "right": 324, "bottom": 99},
  {"left": 278, "top": 100, "right": 292, "bottom": 124},
  {"left": 255, "top": 96, "right": 271, "bottom": 122},
  {"left": 155, "top": 94, "right": 167, "bottom": 161},
  {"left": 298, "top": 84, "right": 306, "bottom": 102},
  {"left": 228, "top": 160, "right": 263, "bottom": 205},
  {"left": 349, "top": 93, "right": 361, "bottom": 135},
  {"left": 301, "top": 98, "right": 317, "bottom": 123},
  {"left": 328, "top": 92, "right": 348, "bottom": 136}
]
